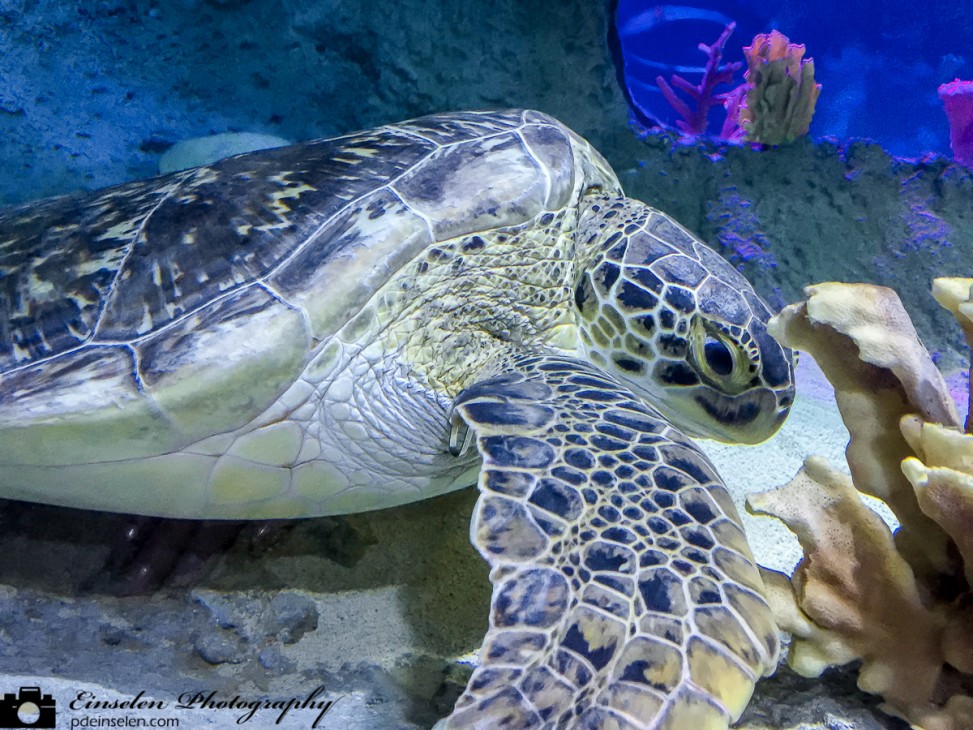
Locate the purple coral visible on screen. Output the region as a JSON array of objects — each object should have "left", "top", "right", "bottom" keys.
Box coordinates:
[
  {"left": 655, "top": 23, "right": 742, "bottom": 138},
  {"left": 938, "top": 79, "right": 973, "bottom": 167}
]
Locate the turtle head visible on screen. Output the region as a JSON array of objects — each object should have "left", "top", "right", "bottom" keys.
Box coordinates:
[{"left": 574, "top": 198, "right": 795, "bottom": 444}]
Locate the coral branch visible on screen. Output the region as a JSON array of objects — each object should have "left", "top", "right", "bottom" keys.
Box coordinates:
[
  {"left": 932, "top": 277, "right": 973, "bottom": 430},
  {"left": 749, "top": 456, "right": 944, "bottom": 707},
  {"left": 655, "top": 23, "right": 742, "bottom": 138},
  {"left": 747, "top": 278, "right": 973, "bottom": 728}
]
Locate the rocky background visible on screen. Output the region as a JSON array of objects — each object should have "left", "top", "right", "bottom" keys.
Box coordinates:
[{"left": 0, "top": 0, "right": 967, "bottom": 727}]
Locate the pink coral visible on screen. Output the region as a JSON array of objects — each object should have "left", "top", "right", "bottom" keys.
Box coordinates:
[
  {"left": 655, "top": 23, "right": 742, "bottom": 138},
  {"left": 654, "top": 26, "right": 819, "bottom": 145},
  {"left": 938, "top": 80, "right": 973, "bottom": 167}
]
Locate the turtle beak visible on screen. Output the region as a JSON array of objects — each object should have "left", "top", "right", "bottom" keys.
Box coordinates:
[
  {"left": 694, "top": 385, "right": 794, "bottom": 444},
  {"left": 650, "top": 384, "right": 793, "bottom": 446}
]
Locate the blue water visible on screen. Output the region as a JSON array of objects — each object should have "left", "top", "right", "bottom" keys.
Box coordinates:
[{"left": 614, "top": 0, "right": 973, "bottom": 158}]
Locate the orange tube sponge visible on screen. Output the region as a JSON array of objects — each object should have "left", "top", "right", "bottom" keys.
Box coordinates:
[{"left": 737, "top": 30, "right": 821, "bottom": 145}]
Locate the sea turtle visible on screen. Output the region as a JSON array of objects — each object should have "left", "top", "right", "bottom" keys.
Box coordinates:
[{"left": 0, "top": 109, "right": 794, "bottom": 728}]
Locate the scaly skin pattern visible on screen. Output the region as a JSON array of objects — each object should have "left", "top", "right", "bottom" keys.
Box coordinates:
[
  {"left": 445, "top": 354, "right": 779, "bottom": 729},
  {"left": 571, "top": 195, "right": 794, "bottom": 445}
]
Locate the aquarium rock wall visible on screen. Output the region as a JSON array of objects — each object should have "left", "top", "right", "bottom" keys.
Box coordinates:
[
  {"left": 0, "top": 0, "right": 626, "bottom": 203},
  {"left": 619, "top": 135, "right": 973, "bottom": 371}
]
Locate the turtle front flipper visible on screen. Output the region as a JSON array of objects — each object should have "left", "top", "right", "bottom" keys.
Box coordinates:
[{"left": 443, "top": 354, "right": 779, "bottom": 729}]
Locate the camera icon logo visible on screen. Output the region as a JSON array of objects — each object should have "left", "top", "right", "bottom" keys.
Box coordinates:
[{"left": 0, "top": 687, "right": 56, "bottom": 728}]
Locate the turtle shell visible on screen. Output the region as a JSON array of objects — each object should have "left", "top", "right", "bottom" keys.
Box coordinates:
[{"left": 0, "top": 109, "right": 620, "bottom": 474}]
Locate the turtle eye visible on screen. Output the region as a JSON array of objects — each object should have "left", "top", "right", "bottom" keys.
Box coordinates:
[
  {"left": 690, "top": 318, "right": 751, "bottom": 394},
  {"left": 703, "top": 336, "right": 734, "bottom": 377}
]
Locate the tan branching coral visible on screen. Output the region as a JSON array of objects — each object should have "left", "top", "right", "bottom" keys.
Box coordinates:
[
  {"left": 931, "top": 277, "right": 973, "bottom": 429},
  {"left": 738, "top": 30, "right": 821, "bottom": 145},
  {"left": 746, "top": 279, "right": 973, "bottom": 730},
  {"left": 763, "top": 282, "right": 960, "bottom": 582},
  {"left": 750, "top": 457, "right": 946, "bottom": 708}
]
